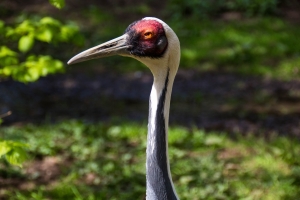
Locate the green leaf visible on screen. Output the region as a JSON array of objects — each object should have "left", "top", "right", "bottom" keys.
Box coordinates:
[
  {"left": 18, "top": 34, "right": 34, "bottom": 52},
  {"left": 60, "top": 25, "right": 77, "bottom": 41},
  {"left": 0, "top": 46, "right": 17, "bottom": 57},
  {"left": 1, "top": 16, "right": 83, "bottom": 82},
  {"left": 14, "top": 20, "right": 35, "bottom": 35},
  {"left": 6, "top": 147, "right": 28, "bottom": 166},
  {"left": 0, "top": 20, "right": 4, "bottom": 29},
  {"left": 0, "top": 141, "right": 28, "bottom": 166},
  {"left": 49, "top": 0, "right": 65, "bottom": 9},
  {"left": 35, "top": 28, "right": 53, "bottom": 42},
  {"left": 40, "top": 17, "right": 61, "bottom": 26},
  {"left": 10, "top": 55, "right": 64, "bottom": 82},
  {"left": 0, "top": 141, "right": 11, "bottom": 157}
]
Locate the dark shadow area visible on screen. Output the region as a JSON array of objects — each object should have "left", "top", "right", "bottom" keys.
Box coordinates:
[{"left": 1, "top": 67, "right": 300, "bottom": 137}]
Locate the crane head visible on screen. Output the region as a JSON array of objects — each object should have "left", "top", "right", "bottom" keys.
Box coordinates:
[
  {"left": 125, "top": 19, "right": 168, "bottom": 58},
  {"left": 67, "top": 17, "right": 180, "bottom": 69}
]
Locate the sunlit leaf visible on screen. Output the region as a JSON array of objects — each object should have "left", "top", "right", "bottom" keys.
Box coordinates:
[
  {"left": 60, "top": 26, "right": 76, "bottom": 41},
  {"left": 1, "top": 14, "right": 83, "bottom": 82},
  {"left": 0, "top": 140, "right": 28, "bottom": 166},
  {"left": 5, "top": 146, "right": 28, "bottom": 167},
  {"left": 0, "top": 141, "right": 11, "bottom": 157},
  {"left": 0, "top": 20, "right": 4, "bottom": 29},
  {"left": 9, "top": 55, "right": 64, "bottom": 82},
  {"left": 0, "top": 46, "right": 17, "bottom": 57},
  {"left": 14, "top": 20, "right": 35, "bottom": 35},
  {"left": 49, "top": 0, "right": 65, "bottom": 9},
  {"left": 5, "top": 27, "right": 15, "bottom": 37},
  {"left": 35, "top": 28, "right": 53, "bottom": 42},
  {"left": 40, "top": 17, "right": 61, "bottom": 26},
  {"left": 18, "top": 34, "right": 34, "bottom": 52}
]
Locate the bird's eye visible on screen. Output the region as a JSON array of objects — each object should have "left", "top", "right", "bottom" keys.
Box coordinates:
[{"left": 144, "top": 31, "right": 153, "bottom": 39}]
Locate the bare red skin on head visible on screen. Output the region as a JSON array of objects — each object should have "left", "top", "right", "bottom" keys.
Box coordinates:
[
  {"left": 131, "top": 20, "right": 164, "bottom": 38},
  {"left": 126, "top": 19, "right": 168, "bottom": 57}
]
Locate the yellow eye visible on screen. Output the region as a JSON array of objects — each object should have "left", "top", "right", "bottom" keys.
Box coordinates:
[{"left": 144, "top": 31, "right": 153, "bottom": 39}]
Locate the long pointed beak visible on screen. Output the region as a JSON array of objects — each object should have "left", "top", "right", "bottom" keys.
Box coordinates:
[{"left": 68, "top": 34, "right": 131, "bottom": 65}]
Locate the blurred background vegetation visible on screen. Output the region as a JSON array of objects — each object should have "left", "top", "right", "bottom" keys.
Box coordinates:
[{"left": 1, "top": 0, "right": 300, "bottom": 199}]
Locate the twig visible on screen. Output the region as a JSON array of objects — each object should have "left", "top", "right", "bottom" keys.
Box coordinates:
[{"left": 0, "top": 111, "right": 12, "bottom": 118}]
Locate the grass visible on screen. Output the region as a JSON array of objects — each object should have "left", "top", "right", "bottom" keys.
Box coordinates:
[{"left": 1, "top": 120, "right": 300, "bottom": 199}]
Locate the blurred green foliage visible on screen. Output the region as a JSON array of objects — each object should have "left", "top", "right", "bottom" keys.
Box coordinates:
[
  {"left": 226, "top": 0, "right": 279, "bottom": 16},
  {"left": 0, "top": 0, "right": 79, "bottom": 167},
  {"left": 165, "top": 0, "right": 300, "bottom": 80},
  {"left": 0, "top": 16, "right": 83, "bottom": 82},
  {"left": 169, "top": 0, "right": 279, "bottom": 19},
  {"left": 0, "top": 120, "right": 300, "bottom": 199},
  {"left": 168, "top": 18, "right": 300, "bottom": 80},
  {"left": 0, "top": 112, "right": 28, "bottom": 167},
  {"left": 49, "top": 0, "right": 65, "bottom": 9},
  {"left": 0, "top": 140, "right": 28, "bottom": 167}
]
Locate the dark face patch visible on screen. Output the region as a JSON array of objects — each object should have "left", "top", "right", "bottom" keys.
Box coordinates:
[{"left": 125, "top": 19, "right": 168, "bottom": 58}]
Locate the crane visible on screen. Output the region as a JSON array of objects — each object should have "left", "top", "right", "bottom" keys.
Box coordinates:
[{"left": 68, "top": 17, "right": 180, "bottom": 200}]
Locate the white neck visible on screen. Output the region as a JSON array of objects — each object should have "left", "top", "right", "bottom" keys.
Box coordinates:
[
  {"left": 132, "top": 17, "right": 181, "bottom": 200},
  {"left": 146, "top": 65, "right": 178, "bottom": 200}
]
